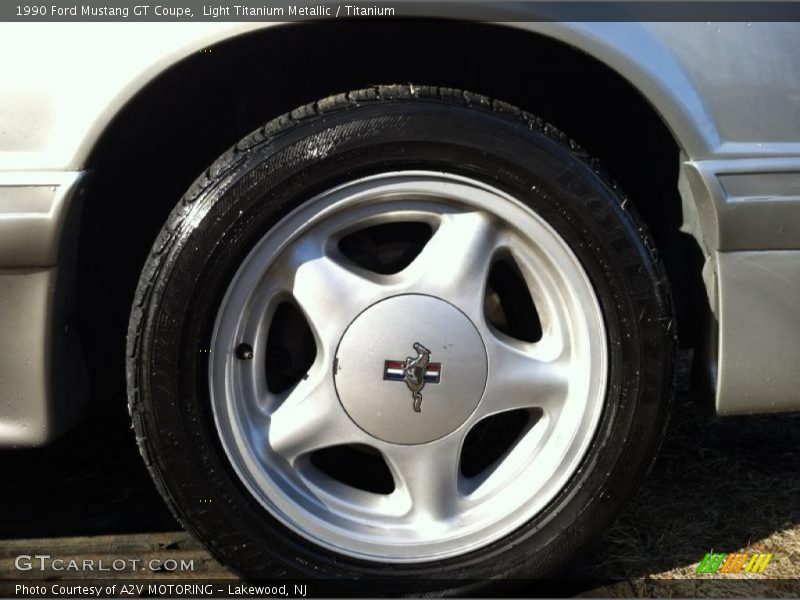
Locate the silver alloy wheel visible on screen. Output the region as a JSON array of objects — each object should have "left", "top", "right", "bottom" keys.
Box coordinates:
[{"left": 210, "top": 171, "right": 608, "bottom": 563}]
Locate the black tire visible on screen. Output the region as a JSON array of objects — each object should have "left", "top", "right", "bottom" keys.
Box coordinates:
[{"left": 127, "top": 85, "right": 676, "bottom": 590}]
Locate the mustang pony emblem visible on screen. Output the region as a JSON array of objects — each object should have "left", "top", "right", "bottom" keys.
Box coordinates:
[{"left": 383, "top": 343, "right": 442, "bottom": 413}]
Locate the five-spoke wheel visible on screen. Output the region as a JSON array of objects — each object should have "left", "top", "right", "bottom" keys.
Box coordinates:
[{"left": 211, "top": 172, "right": 607, "bottom": 561}]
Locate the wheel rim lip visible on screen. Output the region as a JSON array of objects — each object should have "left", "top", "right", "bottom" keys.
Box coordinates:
[{"left": 209, "top": 170, "right": 608, "bottom": 563}]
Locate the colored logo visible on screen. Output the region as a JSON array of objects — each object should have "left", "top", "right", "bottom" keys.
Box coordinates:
[
  {"left": 383, "top": 342, "right": 442, "bottom": 413},
  {"left": 696, "top": 551, "right": 773, "bottom": 574}
]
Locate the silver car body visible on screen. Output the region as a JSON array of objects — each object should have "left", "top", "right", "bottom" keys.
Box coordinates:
[{"left": 1, "top": 21, "right": 799, "bottom": 446}]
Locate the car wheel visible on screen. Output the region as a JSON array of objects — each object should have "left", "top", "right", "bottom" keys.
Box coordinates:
[{"left": 127, "top": 85, "right": 676, "bottom": 589}]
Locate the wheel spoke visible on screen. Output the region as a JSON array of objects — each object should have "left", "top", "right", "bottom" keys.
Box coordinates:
[
  {"left": 384, "top": 436, "right": 464, "bottom": 520},
  {"left": 268, "top": 368, "right": 364, "bottom": 465},
  {"left": 402, "top": 211, "right": 500, "bottom": 316},
  {"left": 479, "top": 332, "right": 569, "bottom": 419},
  {"left": 279, "top": 237, "right": 385, "bottom": 354}
]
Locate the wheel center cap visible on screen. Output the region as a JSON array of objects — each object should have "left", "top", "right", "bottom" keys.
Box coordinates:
[{"left": 334, "top": 295, "right": 488, "bottom": 444}]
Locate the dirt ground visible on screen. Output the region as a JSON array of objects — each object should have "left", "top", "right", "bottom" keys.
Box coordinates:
[
  {"left": 579, "top": 356, "right": 800, "bottom": 597},
  {"left": 1, "top": 352, "right": 798, "bottom": 597}
]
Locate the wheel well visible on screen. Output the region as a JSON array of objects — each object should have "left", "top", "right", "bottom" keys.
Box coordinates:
[{"left": 76, "top": 21, "right": 706, "bottom": 390}]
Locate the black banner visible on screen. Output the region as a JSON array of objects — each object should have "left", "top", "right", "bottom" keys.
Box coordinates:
[{"left": 4, "top": 1, "right": 800, "bottom": 22}]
